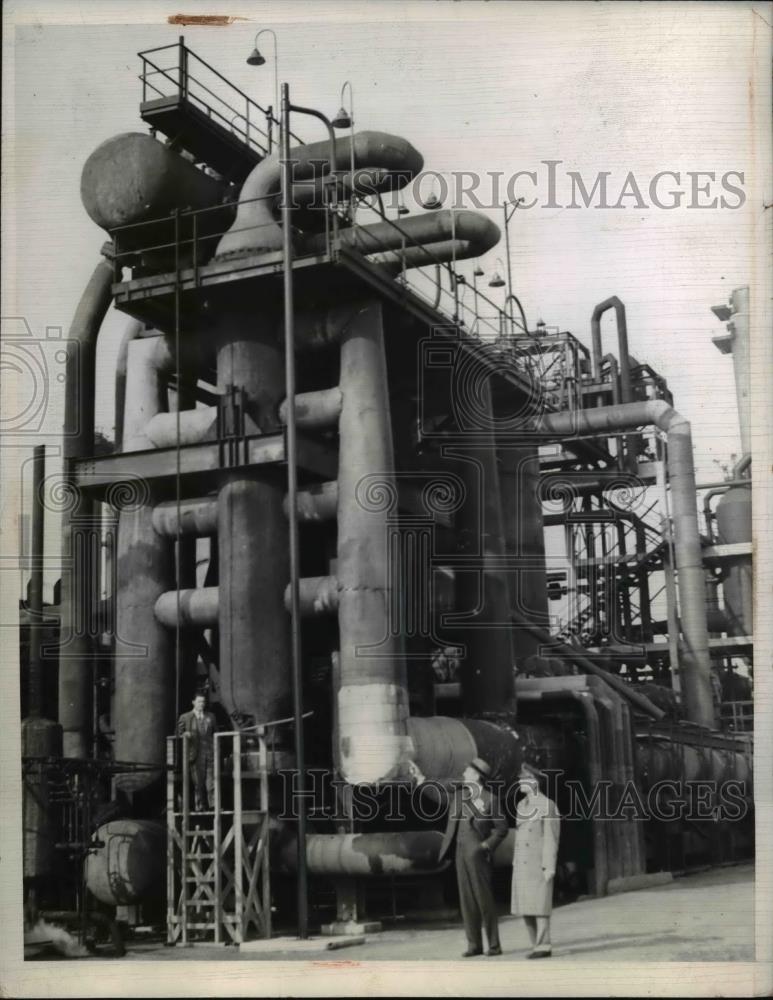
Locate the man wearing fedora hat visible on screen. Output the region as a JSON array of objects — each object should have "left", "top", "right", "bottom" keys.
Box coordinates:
[
  {"left": 511, "top": 762, "right": 561, "bottom": 958},
  {"left": 431, "top": 756, "right": 508, "bottom": 957}
]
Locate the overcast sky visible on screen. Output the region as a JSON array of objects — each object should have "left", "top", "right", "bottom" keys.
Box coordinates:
[{"left": 3, "top": 0, "right": 770, "bottom": 590}]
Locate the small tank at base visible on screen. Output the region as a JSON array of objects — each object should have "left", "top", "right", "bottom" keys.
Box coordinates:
[{"left": 85, "top": 819, "right": 165, "bottom": 906}]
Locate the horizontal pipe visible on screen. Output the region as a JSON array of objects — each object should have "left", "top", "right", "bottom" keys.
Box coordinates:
[
  {"left": 283, "top": 481, "right": 339, "bottom": 523},
  {"left": 152, "top": 498, "right": 218, "bottom": 537},
  {"left": 144, "top": 407, "right": 217, "bottom": 448},
  {"left": 303, "top": 209, "right": 500, "bottom": 264},
  {"left": 216, "top": 130, "right": 423, "bottom": 257},
  {"left": 154, "top": 587, "right": 219, "bottom": 628},
  {"left": 284, "top": 576, "right": 339, "bottom": 616},
  {"left": 278, "top": 829, "right": 519, "bottom": 876},
  {"left": 278, "top": 386, "right": 342, "bottom": 429}
]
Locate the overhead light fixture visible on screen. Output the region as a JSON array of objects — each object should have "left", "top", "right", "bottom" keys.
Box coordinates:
[
  {"left": 421, "top": 193, "right": 443, "bottom": 210},
  {"left": 397, "top": 196, "right": 409, "bottom": 216},
  {"left": 473, "top": 263, "right": 484, "bottom": 277},
  {"left": 332, "top": 106, "right": 352, "bottom": 129},
  {"left": 246, "top": 47, "right": 266, "bottom": 66},
  {"left": 488, "top": 272, "right": 505, "bottom": 288}
]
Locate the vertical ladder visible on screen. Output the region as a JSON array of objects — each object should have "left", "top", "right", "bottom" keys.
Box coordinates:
[{"left": 166, "top": 729, "right": 272, "bottom": 945}]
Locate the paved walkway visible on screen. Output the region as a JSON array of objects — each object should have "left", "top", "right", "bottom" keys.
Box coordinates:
[{"left": 127, "top": 863, "right": 753, "bottom": 963}]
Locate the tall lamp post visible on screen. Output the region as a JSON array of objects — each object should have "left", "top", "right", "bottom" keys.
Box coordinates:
[
  {"left": 280, "top": 81, "right": 338, "bottom": 942},
  {"left": 247, "top": 29, "right": 279, "bottom": 150},
  {"left": 332, "top": 81, "right": 356, "bottom": 223},
  {"left": 502, "top": 196, "right": 525, "bottom": 333}
]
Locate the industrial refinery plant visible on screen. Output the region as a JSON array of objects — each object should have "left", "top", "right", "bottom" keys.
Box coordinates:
[{"left": 18, "top": 37, "right": 754, "bottom": 956}]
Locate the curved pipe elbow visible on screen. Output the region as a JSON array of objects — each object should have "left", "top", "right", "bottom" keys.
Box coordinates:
[
  {"left": 590, "top": 295, "right": 632, "bottom": 402},
  {"left": 215, "top": 131, "right": 424, "bottom": 259}
]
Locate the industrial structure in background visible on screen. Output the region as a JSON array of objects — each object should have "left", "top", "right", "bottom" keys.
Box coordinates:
[{"left": 20, "top": 39, "right": 753, "bottom": 952}]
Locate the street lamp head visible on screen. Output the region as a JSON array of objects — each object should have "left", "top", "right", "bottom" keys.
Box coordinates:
[
  {"left": 473, "top": 263, "right": 484, "bottom": 277},
  {"left": 489, "top": 272, "right": 506, "bottom": 288},
  {"left": 247, "top": 46, "right": 266, "bottom": 66},
  {"left": 421, "top": 193, "right": 443, "bottom": 210},
  {"left": 332, "top": 106, "right": 352, "bottom": 129}
]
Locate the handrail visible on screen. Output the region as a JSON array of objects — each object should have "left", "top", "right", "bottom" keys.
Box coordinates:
[{"left": 138, "top": 40, "right": 304, "bottom": 146}]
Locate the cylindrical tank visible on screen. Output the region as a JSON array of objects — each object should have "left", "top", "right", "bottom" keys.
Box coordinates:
[
  {"left": 21, "top": 717, "right": 63, "bottom": 878},
  {"left": 715, "top": 485, "right": 752, "bottom": 636},
  {"left": 80, "top": 132, "right": 230, "bottom": 265},
  {"left": 81, "top": 132, "right": 225, "bottom": 230},
  {"left": 85, "top": 820, "right": 165, "bottom": 906}
]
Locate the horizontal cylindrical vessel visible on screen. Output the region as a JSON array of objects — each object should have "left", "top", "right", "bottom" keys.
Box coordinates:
[
  {"left": 85, "top": 821, "right": 166, "bottom": 905},
  {"left": 81, "top": 132, "right": 225, "bottom": 232}
]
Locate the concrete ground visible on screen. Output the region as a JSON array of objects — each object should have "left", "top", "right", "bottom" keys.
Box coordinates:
[{"left": 121, "top": 863, "right": 753, "bottom": 963}]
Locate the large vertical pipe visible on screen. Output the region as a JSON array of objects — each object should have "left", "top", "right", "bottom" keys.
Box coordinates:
[
  {"left": 499, "top": 446, "right": 549, "bottom": 668},
  {"left": 28, "top": 445, "right": 46, "bottom": 717},
  {"left": 335, "top": 299, "right": 410, "bottom": 784},
  {"left": 281, "top": 83, "right": 309, "bottom": 940},
  {"left": 451, "top": 377, "right": 516, "bottom": 715},
  {"left": 59, "top": 259, "right": 113, "bottom": 757},
  {"left": 215, "top": 308, "right": 291, "bottom": 726},
  {"left": 114, "top": 337, "right": 174, "bottom": 788}
]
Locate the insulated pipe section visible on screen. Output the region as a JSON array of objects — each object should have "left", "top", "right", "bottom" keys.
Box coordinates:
[
  {"left": 302, "top": 210, "right": 500, "bottom": 266},
  {"left": 283, "top": 481, "right": 339, "bottom": 523},
  {"left": 143, "top": 408, "right": 218, "bottom": 449},
  {"left": 141, "top": 387, "right": 342, "bottom": 449},
  {"left": 278, "top": 387, "right": 342, "bottom": 429},
  {"left": 59, "top": 259, "right": 114, "bottom": 758},
  {"left": 284, "top": 576, "right": 339, "bottom": 617},
  {"left": 215, "top": 306, "right": 291, "bottom": 725},
  {"left": 216, "top": 131, "right": 423, "bottom": 258},
  {"left": 335, "top": 300, "right": 411, "bottom": 784},
  {"left": 152, "top": 498, "right": 219, "bottom": 537},
  {"left": 155, "top": 588, "right": 219, "bottom": 628},
  {"left": 590, "top": 297, "right": 632, "bottom": 401},
  {"left": 534, "top": 400, "right": 714, "bottom": 728},
  {"left": 114, "top": 339, "right": 175, "bottom": 789},
  {"left": 278, "top": 830, "right": 517, "bottom": 876},
  {"left": 114, "top": 320, "right": 146, "bottom": 450}
]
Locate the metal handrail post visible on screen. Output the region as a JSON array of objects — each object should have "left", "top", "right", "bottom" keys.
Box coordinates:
[
  {"left": 180, "top": 731, "right": 190, "bottom": 945},
  {"left": 166, "top": 737, "right": 176, "bottom": 942},
  {"left": 281, "top": 81, "right": 309, "bottom": 940},
  {"left": 213, "top": 731, "right": 222, "bottom": 943},
  {"left": 178, "top": 36, "right": 187, "bottom": 98}
]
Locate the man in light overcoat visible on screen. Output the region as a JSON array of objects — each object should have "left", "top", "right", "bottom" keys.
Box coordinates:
[{"left": 511, "top": 762, "right": 561, "bottom": 958}]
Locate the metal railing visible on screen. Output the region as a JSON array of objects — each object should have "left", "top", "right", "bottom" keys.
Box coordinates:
[
  {"left": 138, "top": 39, "right": 303, "bottom": 158},
  {"left": 720, "top": 699, "right": 753, "bottom": 733}
]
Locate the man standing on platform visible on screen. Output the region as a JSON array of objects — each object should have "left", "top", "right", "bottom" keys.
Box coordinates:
[
  {"left": 511, "top": 762, "right": 561, "bottom": 958},
  {"left": 177, "top": 692, "right": 218, "bottom": 812}
]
